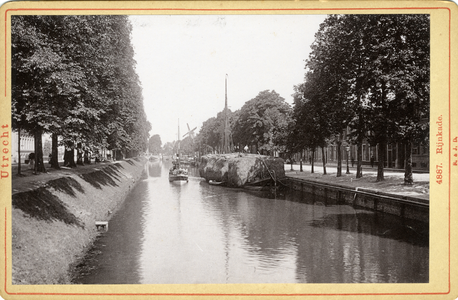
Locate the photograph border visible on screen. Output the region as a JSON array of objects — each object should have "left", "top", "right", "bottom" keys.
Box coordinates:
[{"left": 0, "top": 1, "right": 456, "bottom": 298}]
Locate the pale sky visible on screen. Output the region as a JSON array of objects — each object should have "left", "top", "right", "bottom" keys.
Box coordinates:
[{"left": 129, "top": 14, "right": 327, "bottom": 144}]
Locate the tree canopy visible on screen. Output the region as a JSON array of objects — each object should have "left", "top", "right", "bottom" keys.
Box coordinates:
[
  {"left": 232, "top": 90, "right": 291, "bottom": 154},
  {"left": 148, "top": 134, "right": 162, "bottom": 154},
  {"left": 293, "top": 14, "right": 429, "bottom": 181},
  {"left": 12, "top": 15, "right": 151, "bottom": 168}
]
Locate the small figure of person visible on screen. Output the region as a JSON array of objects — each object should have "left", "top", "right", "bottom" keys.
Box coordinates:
[
  {"left": 28, "top": 152, "right": 35, "bottom": 170},
  {"left": 370, "top": 155, "right": 375, "bottom": 168},
  {"left": 351, "top": 157, "right": 355, "bottom": 167}
]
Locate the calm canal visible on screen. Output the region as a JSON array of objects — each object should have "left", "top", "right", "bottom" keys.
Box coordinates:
[{"left": 71, "top": 160, "right": 428, "bottom": 284}]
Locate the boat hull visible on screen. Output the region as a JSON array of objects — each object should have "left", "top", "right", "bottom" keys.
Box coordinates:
[
  {"left": 208, "top": 180, "right": 225, "bottom": 186},
  {"left": 169, "top": 175, "right": 189, "bottom": 182}
]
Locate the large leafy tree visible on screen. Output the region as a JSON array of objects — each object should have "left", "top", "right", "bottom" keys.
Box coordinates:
[
  {"left": 194, "top": 108, "right": 237, "bottom": 154},
  {"left": 196, "top": 116, "right": 221, "bottom": 153},
  {"left": 12, "top": 16, "right": 87, "bottom": 172},
  {"left": 366, "top": 15, "right": 429, "bottom": 183},
  {"left": 299, "top": 14, "right": 429, "bottom": 182},
  {"left": 12, "top": 15, "right": 151, "bottom": 170},
  {"left": 148, "top": 134, "right": 162, "bottom": 154},
  {"left": 300, "top": 16, "right": 355, "bottom": 177},
  {"left": 294, "top": 80, "right": 335, "bottom": 174},
  {"left": 232, "top": 90, "right": 291, "bottom": 155}
]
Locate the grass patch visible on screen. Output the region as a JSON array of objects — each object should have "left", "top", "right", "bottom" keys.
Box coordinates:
[
  {"left": 126, "top": 160, "right": 135, "bottom": 165},
  {"left": 111, "top": 163, "right": 125, "bottom": 169},
  {"left": 103, "top": 165, "right": 123, "bottom": 181},
  {"left": 46, "top": 177, "right": 84, "bottom": 197},
  {"left": 79, "top": 170, "right": 118, "bottom": 189},
  {"left": 12, "top": 188, "right": 84, "bottom": 228}
]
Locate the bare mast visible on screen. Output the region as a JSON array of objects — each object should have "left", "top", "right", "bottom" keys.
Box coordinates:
[
  {"left": 223, "top": 74, "right": 230, "bottom": 154},
  {"left": 177, "top": 119, "right": 180, "bottom": 167}
]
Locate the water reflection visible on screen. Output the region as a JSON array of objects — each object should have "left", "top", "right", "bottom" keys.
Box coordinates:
[
  {"left": 146, "top": 159, "right": 162, "bottom": 177},
  {"left": 72, "top": 160, "right": 428, "bottom": 284},
  {"left": 72, "top": 181, "right": 148, "bottom": 284}
]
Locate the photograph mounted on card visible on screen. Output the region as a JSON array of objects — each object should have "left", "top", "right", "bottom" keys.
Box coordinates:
[{"left": 0, "top": 1, "right": 456, "bottom": 299}]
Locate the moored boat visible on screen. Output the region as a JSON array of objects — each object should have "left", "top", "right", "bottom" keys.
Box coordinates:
[
  {"left": 208, "top": 180, "right": 225, "bottom": 186},
  {"left": 169, "top": 161, "right": 188, "bottom": 182},
  {"left": 168, "top": 120, "right": 189, "bottom": 183}
]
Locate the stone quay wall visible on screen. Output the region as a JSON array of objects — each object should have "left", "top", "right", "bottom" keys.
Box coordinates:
[{"left": 286, "top": 177, "right": 429, "bottom": 222}]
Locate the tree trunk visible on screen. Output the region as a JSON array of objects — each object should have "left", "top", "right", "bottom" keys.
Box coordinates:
[
  {"left": 289, "top": 152, "right": 294, "bottom": 171},
  {"left": 356, "top": 140, "right": 363, "bottom": 178},
  {"left": 376, "top": 141, "right": 385, "bottom": 181},
  {"left": 64, "top": 142, "right": 77, "bottom": 168},
  {"left": 377, "top": 83, "right": 387, "bottom": 182},
  {"left": 336, "top": 137, "right": 342, "bottom": 177},
  {"left": 50, "top": 133, "right": 60, "bottom": 169},
  {"left": 300, "top": 151, "right": 303, "bottom": 172},
  {"left": 76, "top": 142, "right": 84, "bottom": 166},
  {"left": 17, "top": 127, "right": 22, "bottom": 175},
  {"left": 321, "top": 146, "right": 327, "bottom": 175},
  {"left": 311, "top": 148, "right": 315, "bottom": 173},
  {"left": 404, "top": 141, "right": 413, "bottom": 185},
  {"left": 84, "top": 148, "right": 91, "bottom": 164},
  {"left": 34, "top": 129, "right": 46, "bottom": 173}
]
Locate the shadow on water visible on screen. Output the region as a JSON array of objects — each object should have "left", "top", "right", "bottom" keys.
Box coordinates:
[
  {"left": 71, "top": 180, "right": 148, "bottom": 284},
  {"left": 284, "top": 189, "right": 429, "bottom": 247},
  {"left": 146, "top": 160, "right": 162, "bottom": 178},
  {"left": 200, "top": 184, "right": 428, "bottom": 283},
  {"left": 307, "top": 210, "right": 429, "bottom": 247},
  {"left": 245, "top": 186, "right": 429, "bottom": 247}
]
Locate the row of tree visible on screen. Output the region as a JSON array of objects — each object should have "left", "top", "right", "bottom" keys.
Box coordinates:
[
  {"left": 193, "top": 90, "right": 291, "bottom": 156},
  {"left": 12, "top": 15, "right": 151, "bottom": 173},
  {"left": 292, "top": 14, "right": 429, "bottom": 183},
  {"left": 192, "top": 14, "right": 429, "bottom": 183}
]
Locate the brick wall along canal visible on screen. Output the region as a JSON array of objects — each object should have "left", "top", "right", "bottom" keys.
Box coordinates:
[{"left": 71, "top": 160, "right": 428, "bottom": 284}]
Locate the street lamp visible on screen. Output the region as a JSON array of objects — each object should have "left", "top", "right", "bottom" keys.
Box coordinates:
[{"left": 346, "top": 146, "right": 350, "bottom": 174}]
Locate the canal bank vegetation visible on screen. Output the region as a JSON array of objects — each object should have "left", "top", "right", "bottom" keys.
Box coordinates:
[{"left": 11, "top": 158, "right": 146, "bottom": 284}]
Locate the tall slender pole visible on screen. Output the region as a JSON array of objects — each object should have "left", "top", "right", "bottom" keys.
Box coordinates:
[
  {"left": 223, "top": 74, "right": 229, "bottom": 154},
  {"left": 178, "top": 119, "right": 180, "bottom": 167}
]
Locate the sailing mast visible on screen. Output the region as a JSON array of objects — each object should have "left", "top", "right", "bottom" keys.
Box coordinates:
[
  {"left": 223, "top": 74, "right": 230, "bottom": 154},
  {"left": 177, "top": 119, "right": 180, "bottom": 167}
]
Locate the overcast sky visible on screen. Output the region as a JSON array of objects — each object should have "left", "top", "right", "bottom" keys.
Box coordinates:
[{"left": 129, "top": 14, "right": 327, "bottom": 144}]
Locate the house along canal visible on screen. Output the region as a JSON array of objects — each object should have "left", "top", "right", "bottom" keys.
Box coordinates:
[{"left": 71, "top": 159, "right": 428, "bottom": 284}]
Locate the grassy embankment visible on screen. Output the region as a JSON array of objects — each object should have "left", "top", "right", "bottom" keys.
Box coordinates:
[{"left": 11, "top": 157, "right": 146, "bottom": 284}]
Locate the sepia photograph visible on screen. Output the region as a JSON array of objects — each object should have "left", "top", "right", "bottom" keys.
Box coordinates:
[{"left": 0, "top": 1, "right": 456, "bottom": 299}]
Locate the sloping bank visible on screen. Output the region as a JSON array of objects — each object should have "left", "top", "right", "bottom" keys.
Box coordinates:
[{"left": 11, "top": 157, "right": 146, "bottom": 284}]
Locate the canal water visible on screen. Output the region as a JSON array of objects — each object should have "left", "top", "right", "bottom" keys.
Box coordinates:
[{"left": 71, "top": 160, "right": 428, "bottom": 284}]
